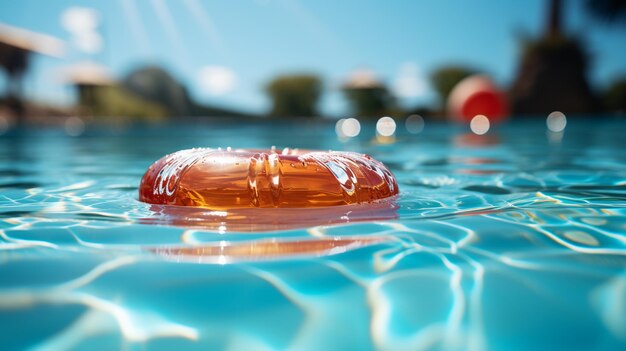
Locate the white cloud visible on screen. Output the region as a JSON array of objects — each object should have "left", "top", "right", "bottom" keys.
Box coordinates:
[
  {"left": 197, "top": 66, "right": 237, "bottom": 96},
  {"left": 61, "top": 7, "right": 103, "bottom": 54},
  {"left": 73, "top": 32, "right": 103, "bottom": 54},
  {"left": 393, "top": 62, "right": 427, "bottom": 99},
  {"left": 61, "top": 7, "right": 100, "bottom": 33}
]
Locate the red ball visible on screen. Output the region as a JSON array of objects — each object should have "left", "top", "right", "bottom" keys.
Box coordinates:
[{"left": 448, "top": 75, "right": 508, "bottom": 123}]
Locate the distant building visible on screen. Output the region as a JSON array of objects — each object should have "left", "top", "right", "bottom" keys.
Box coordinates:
[
  {"left": 60, "top": 61, "right": 114, "bottom": 115},
  {"left": 0, "top": 23, "right": 64, "bottom": 120}
]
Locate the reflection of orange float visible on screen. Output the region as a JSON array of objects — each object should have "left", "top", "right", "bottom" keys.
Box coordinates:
[
  {"left": 148, "top": 236, "right": 391, "bottom": 263},
  {"left": 139, "top": 148, "right": 398, "bottom": 209},
  {"left": 142, "top": 201, "right": 399, "bottom": 232},
  {"left": 448, "top": 75, "right": 508, "bottom": 123}
]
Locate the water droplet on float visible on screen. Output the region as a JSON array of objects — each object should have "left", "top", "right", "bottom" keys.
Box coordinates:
[
  {"left": 546, "top": 111, "right": 567, "bottom": 132},
  {"left": 470, "top": 115, "right": 490, "bottom": 135}
]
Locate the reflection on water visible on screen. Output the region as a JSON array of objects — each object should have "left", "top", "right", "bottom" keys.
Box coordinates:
[
  {"left": 149, "top": 236, "right": 392, "bottom": 264},
  {"left": 1, "top": 119, "right": 626, "bottom": 350},
  {"left": 142, "top": 200, "right": 398, "bottom": 232}
]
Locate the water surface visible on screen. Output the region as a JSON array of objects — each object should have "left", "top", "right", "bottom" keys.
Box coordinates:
[{"left": 1, "top": 118, "right": 625, "bottom": 351}]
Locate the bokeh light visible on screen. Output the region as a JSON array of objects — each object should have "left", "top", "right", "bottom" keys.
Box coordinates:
[
  {"left": 546, "top": 111, "right": 567, "bottom": 132},
  {"left": 64, "top": 116, "right": 85, "bottom": 136},
  {"left": 405, "top": 114, "right": 424, "bottom": 134},
  {"left": 376, "top": 116, "right": 396, "bottom": 137},
  {"left": 334, "top": 118, "right": 345, "bottom": 137},
  {"left": 61, "top": 7, "right": 99, "bottom": 33},
  {"left": 335, "top": 117, "right": 360, "bottom": 138},
  {"left": 470, "top": 114, "right": 490, "bottom": 135}
]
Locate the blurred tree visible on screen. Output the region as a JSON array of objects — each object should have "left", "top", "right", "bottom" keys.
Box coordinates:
[
  {"left": 586, "top": 0, "right": 626, "bottom": 25},
  {"left": 603, "top": 78, "right": 626, "bottom": 114},
  {"left": 265, "top": 74, "right": 322, "bottom": 117},
  {"left": 80, "top": 85, "right": 167, "bottom": 121},
  {"left": 511, "top": 36, "right": 597, "bottom": 115},
  {"left": 123, "top": 66, "right": 193, "bottom": 117},
  {"left": 510, "top": 0, "right": 598, "bottom": 115},
  {"left": 430, "top": 66, "right": 476, "bottom": 109},
  {"left": 65, "top": 62, "right": 166, "bottom": 121},
  {"left": 122, "top": 65, "right": 248, "bottom": 118},
  {"left": 342, "top": 69, "right": 394, "bottom": 118},
  {"left": 342, "top": 86, "right": 394, "bottom": 118}
]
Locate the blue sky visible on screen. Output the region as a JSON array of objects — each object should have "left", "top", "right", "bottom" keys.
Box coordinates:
[{"left": 1, "top": 0, "right": 625, "bottom": 116}]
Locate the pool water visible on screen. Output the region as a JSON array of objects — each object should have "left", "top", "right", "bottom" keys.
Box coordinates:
[{"left": 1, "top": 118, "right": 625, "bottom": 351}]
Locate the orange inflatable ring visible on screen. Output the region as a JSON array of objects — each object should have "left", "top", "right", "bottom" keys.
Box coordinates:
[{"left": 139, "top": 147, "right": 398, "bottom": 209}]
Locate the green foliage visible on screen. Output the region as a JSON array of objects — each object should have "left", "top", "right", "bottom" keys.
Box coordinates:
[
  {"left": 521, "top": 35, "right": 588, "bottom": 67},
  {"left": 265, "top": 74, "right": 322, "bottom": 117},
  {"left": 430, "top": 66, "right": 476, "bottom": 107},
  {"left": 585, "top": 0, "right": 626, "bottom": 25},
  {"left": 123, "top": 66, "right": 193, "bottom": 116},
  {"left": 342, "top": 86, "right": 394, "bottom": 118},
  {"left": 78, "top": 85, "right": 167, "bottom": 122},
  {"left": 510, "top": 35, "right": 597, "bottom": 115},
  {"left": 604, "top": 78, "right": 626, "bottom": 113},
  {"left": 80, "top": 65, "right": 247, "bottom": 120}
]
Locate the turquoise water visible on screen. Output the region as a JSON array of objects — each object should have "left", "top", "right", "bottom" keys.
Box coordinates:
[{"left": 1, "top": 118, "right": 625, "bottom": 351}]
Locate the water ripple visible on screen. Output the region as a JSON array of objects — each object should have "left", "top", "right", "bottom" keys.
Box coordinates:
[{"left": 1, "top": 120, "right": 626, "bottom": 350}]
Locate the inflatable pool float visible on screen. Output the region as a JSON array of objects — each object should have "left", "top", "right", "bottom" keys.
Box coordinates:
[
  {"left": 139, "top": 147, "right": 398, "bottom": 209},
  {"left": 448, "top": 75, "right": 508, "bottom": 123}
]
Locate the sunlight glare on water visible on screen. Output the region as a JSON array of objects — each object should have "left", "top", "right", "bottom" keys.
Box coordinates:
[
  {"left": 405, "top": 114, "right": 424, "bottom": 134},
  {"left": 335, "top": 117, "right": 361, "bottom": 138},
  {"left": 547, "top": 111, "right": 567, "bottom": 132},
  {"left": 470, "top": 114, "right": 490, "bottom": 135},
  {"left": 376, "top": 116, "right": 396, "bottom": 137}
]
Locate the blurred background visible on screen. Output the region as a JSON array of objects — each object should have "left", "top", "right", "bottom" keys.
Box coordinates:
[
  {"left": 0, "top": 0, "right": 625, "bottom": 132},
  {"left": 3, "top": 3, "right": 626, "bottom": 350}
]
